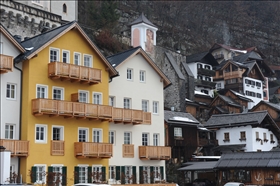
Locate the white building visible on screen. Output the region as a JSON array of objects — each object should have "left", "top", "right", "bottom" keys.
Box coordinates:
[
  {"left": 0, "top": 24, "right": 26, "bottom": 184},
  {"left": 107, "top": 46, "right": 171, "bottom": 184},
  {"left": 205, "top": 111, "right": 280, "bottom": 153}
]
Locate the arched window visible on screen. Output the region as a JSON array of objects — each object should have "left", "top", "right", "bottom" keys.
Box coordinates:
[{"left": 63, "top": 3, "right": 67, "bottom": 13}]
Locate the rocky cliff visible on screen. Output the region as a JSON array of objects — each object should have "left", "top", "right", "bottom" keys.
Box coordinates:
[{"left": 79, "top": 1, "right": 280, "bottom": 65}]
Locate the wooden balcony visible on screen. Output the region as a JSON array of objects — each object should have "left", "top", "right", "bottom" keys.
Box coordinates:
[
  {"left": 199, "top": 138, "right": 218, "bottom": 146},
  {"left": 139, "top": 146, "right": 171, "bottom": 160},
  {"left": 51, "top": 140, "right": 64, "bottom": 155},
  {"left": 32, "top": 98, "right": 151, "bottom": 124},
  {"left": 123, "top": 144, "right": 134, "bottom": 158},
  {"left": 224, "top": 70, "right": 243, "bottom": 80},
  {"left": 74, "top": 142, "right": 113, "bottom": 158},
  {"left": 0, "top": 54, "right": 13, "bottom": 73},
  {"left": 197, "top": 68, "right": 215, "bottom": 76},
  {"left": 195, "top": 79, "right": 216, "bottom": 88},
  {"left": 0, "top": 139, "right": 29, "bottom": 157},
  {"left": 48, "top": 62, "right": 102, "bottom": 85}
]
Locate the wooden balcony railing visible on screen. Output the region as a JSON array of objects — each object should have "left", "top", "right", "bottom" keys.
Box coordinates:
[
  {"left": 139, "top": 146, "right": 171, "bottom": 160},
  {"left": 123, "top": 144, "right": 134, "bottom": 158},
  {"left": 0, "top": 54, "right": 13, "bottom": 73},
  {"left": 199, "top": 138, "right": 218, "bottom": 146},
  {"left": 224, "top": 70, "right": 243, "bottom": 79},
  {"left": 74, "top": 142, "right": 113, "bottom": 158},
  {"left": 32, "top": 98, "right": 151, "bottom": 124},
  {"left": 48, "top": 62, "right": 102, "bottom": 85},
  {"left": 51, "top": 140, "right": 64, "bottom": 155},
  {"left": 0, "top": 139, "right": 29, "bottom": 157},
  {"left": 194, "top": 79, "right": 216, "bottom": 88}
]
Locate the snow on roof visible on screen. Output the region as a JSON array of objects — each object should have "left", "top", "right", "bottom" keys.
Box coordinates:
[
  {"left": 185, "top": 98, "right": 194, "bottom": 102},
  {"left": 169, "top": 116, "right": 196, "bottom": 123},
  {"left": 230, "top": 49, "right": 247, "bottom": 53},
  {"left": 195, "top": 90, "right": 209, "bottom": 96}
]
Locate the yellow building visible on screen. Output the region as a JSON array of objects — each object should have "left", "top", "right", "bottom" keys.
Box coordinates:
[{"left": 15, "top": 21, "right": 118, "bottom": 185}]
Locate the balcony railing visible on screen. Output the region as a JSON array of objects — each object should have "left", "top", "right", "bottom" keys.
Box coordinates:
[
  {"left": 224, "top": 70, "right": 243, "bottom": 79},
  {"left": 199, "top": 139, "right": 218, "bottom": 146},
  {"left": 197, "top": 68, "right": 215, "bottom": 76},
  {"left": 32, "top": 99, "right": 151, "bottom": 124},
  {"left": 0, "top": 54, "right": 13, "bottom": 73},
  {"left": 123, "top": 144, "right": 134, "bottom": 158},
  {"left": 194, "top": 79, "right": 216, "bottom": 88},
  {"left": 48, "top": 62, "right": 102, "bottom": 85},
  {"left": 139, "top": 146, "right": 171, "bottom": 160},
  {"left": 0, "top": 139, "right": 29, "bottom": 157},
  {"left": 74, "top": 142, "right": 113, "bottom": 158},
  {"left": 51, "top": 140, "right": 64, "bottom": 156}
]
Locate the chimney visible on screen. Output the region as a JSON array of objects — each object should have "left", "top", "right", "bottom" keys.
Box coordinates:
[{"left": 13, "top": 35, "right": 22, "bottom": 42}]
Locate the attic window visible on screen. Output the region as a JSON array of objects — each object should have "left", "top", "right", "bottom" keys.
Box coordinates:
[{"left": 63, "top": 4, "right": 67, "bottom": 13}]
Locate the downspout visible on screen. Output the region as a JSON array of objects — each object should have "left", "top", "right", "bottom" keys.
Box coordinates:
[{"left": 14, "top": 60, "right": 23, "bottom": 183}]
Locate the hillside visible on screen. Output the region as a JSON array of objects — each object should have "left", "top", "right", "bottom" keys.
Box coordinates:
[{"left": 78, "top": 1, "right": 280, "bottom": 65}]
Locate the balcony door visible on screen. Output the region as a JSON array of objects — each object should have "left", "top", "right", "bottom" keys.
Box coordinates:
[
  {"left": 52, "top": 127, "right": 63, "bottom": 141},
  {"left": 93, "top": 129, "right": 102, "bottom": 143}
]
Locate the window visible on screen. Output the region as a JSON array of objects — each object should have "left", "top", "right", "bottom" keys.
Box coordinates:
[
  {"left": 93, "top": 93, "right": 102, "bottom": 105},
  {"left": 92, "top": 166, "right": 102, "bottom": 182},
  {"left": 109, "top": 96, "right": 115, "bottom": 106},
  {"left": 153, "top": 101, "right": 159, "bottom": 114},
  {"left": 224, "top": 132, "right": 230, "bottom": 141},
  {"left": 124, "top": 98, "right": 131, "bottom": 109},
  {"left": 36, "top": 85, "right": 48, "bottom": 98},
  {"left": 52, "top": 126, "right": 63, "bottom": 141},
  {"left": 197, "top": 64, "right": 202, "bottom": 69},
  {"left": 62, "top": 50, "right": 69, "bottom": 63},
  {"left": 263, "top": 91, "right": 267, "bottom": 98},
  {"left": 63, "top": 3, "right": 67, "bottom": 13},
  {"left": 263, "top": 133, "right": 267, "bottom": 140},
  {"left": 201, "top": 89, "right": 209, "bottom": 94},
  {"left": 74, "top": 53, "right": 81, "bottom": 65},
  {"left": 256, "top": 131, "right": 259, "bottom": 139},
  {"left": 109, "top": 131, "right": 115, "bottom": 144},
  {"left": 174, "top": 127, "right": 182, "bottom": 138},
  {"left": 153, "top": 166, "right": 161, "bottom": 180},
  {"left": 153, "top": 133, "right": 159, "bottom": 146},
  {"left": 125, "top": 166, "right": 132, "bottom": 184},
  {"left": 79, "top": 91, "right": 88, "bottom": 103},
  {"left": 240, "top": 131, "right": 246, "bottom": 140},
  {"left": 127, "top": 68, "right": 133, "bottom": 80},
  {"left": 256, "top": 82, "right": 261, "bottom": 87},
  {"left": 6, "top": 83, "right": 16, "bottom": 99},
  {"left": 142, "top": 133, "right": 149, "bottom": 146},
  {"left": 197, "top": 75, "right": 203, "bottom": 80},
  {"left": 109, "top": 166, "right": 115, "bottom": 179},
  {"left": 78, "top": 166, "right": 88, "bottom": 183},
  {"left": 35, "top": 124, "right": 47, "bottom": 143},
  {"left": 257, "top": 93, "right": 262, "bottom": 98},
  {"left": 140, "top": 70, "right": 146, "bottom": 82},
  {"left": 124, "top": 132, "right": 131, "bottom": 144},
  {"left": 50, "top": 48, "right": 59, "bottom": 62},
  {"left": 205, "top": 76, "right": 211, "bottom": 81},
  {"left": 270, "top": 134, "right": 275, "bottom": 142},
  {"left": 5, "top": 124, "right": 15, "bottom": 139},
  {"left": 53, "top": 87, "right": 64, "bottom": 100},
  {"left": 83, "top": 55, "right": 92, "bottom": 67},
  {"left": 52, "top": 166, "right": 62, "bottom": 185},
  {"left": 93, "top": 129, "right": 102, "bottom": 143},
  {"left": 33, "top": 165, "right": 46, "bottom": 184},
  {"left": 78, "top": 128, "right": 88, "bottom": 142},
  {"left": 204, "top": 65, "right": 211, "bottom": 70},
  {"left": 142, "top": 100, "right": 149, "bottom": 112},
  {"left": 143, "top": 166, "right": 150, "bottom": 184}
]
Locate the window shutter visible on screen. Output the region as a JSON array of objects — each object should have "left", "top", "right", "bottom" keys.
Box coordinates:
[
  {"left": 62, "top": 166, "right": 67, "bottom": 186},
  {"left": 88, "top": 166, "right": 92, "bottom": 183},
  {"left": 115, "top": 166, "right": 120, "bottom": 181},
  {"left": 160, "top": 166, "right": 164, "bottom": 180},
  {"left": 132, "top": 166, "right": 136, "bottom": 184},
  {"left": 31, "top": 166, "right": 37, "bottom": 183},
  {"left": 150, "top": 166, "right": 154, "bottom": 183},
  {"left": 102, "top": 166, "right": 106, "bottom": 181},
  {"left": 47, "top": 166, "right": 53, "bottom": 185},
  {"left": 121, "top": 166, "right": 125, "bottom": 184},
  {"left": 74, "top": 166, "right": 79, "bottom": 184},
  {"left": 139, "top": 166, "right": 143, "bottom": 184}
]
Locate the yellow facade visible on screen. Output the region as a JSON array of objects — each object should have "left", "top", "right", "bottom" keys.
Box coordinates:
[{"left": 20, "top": 28, "right": 110, "bottom": 185}]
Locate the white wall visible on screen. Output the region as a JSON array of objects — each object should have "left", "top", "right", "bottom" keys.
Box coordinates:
[
  {"left": 109, "top": 54, "right": 165, "bottom": 182},
  {"left": 243, "top": 77, "right": 263, "bottom": 109},
  {"left": 50, "top": 0, "right": 78, "bottom": 21}
]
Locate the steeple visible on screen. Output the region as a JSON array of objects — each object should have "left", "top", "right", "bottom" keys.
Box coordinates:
[{"left": 129, "top": 13, "right": 158, "bottom": 54}]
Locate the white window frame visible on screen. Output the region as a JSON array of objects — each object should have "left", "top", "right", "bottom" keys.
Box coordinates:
[
  {"left": 34, "top": 164, "right": 47, "bottom": 184},
  {"left": 36, "top": 84, "right": 48, "bottom": 99},
  {"left": 74, "top": 52, "right": 81, "bottom": 65},
  {"left": 83, "top": 54, "right": 93, "bottom": 67},
  {"left": 78, "top": 165, "right": 88, "bottom": 183},
  {"left": 5, "top": 124, "right": 15, "bottom": 139},
  {"left": 152, "top": 101, "right": 159, "bottom": 114},
  {"left": 124, "top": 98, "right": 131, "bottom": 109},
  {"left": 78, "top": 128, "right": 89, "bottom": 142},
  {"left": 49, "top": 47, "right": 60, "bottom": 62},
  {"left": 52, "top": 86, "right": 64, "bottom": 100},
  {"left": 142, "top": 133, "right": 149, "bottom": 146},
  {"left": 78, "top": 90, "right": 89, "bottom": 103},
  {"left": 153, "top": 133, "right": 160, "bottom": 146},
  {"left": 92, "top": 165, "right": 102, "bottom": 182},
  {"left": 109, "top": 166, "right": 115, "bottom": 180},
  {"left": 153, "top": 166, "right": 161, "bottom": 180},
  {"left": 0, "top": 42, "right": 3, "bottom": 54},
  {"left": 35, "top": 124, "right": 47, "bottom": 143},
  {"left": 109, "top": 96, "right": 115, "bottom": 106},
  {"left": 62, "top": 49, "right": 70, "bottom": 63},
  {"left": 52, "top": 125, "right": 64, "bottom": 141},
  {"left": 124, "top": 132, "right": 132, "bottom": 144},
  {"left": 93, "top": 128, "right": 103, "bottom": 143},
  {"left": 93, "top": 92, "right": 102, "bottom": 105},
  {"left": 143, "top": 166, "right": 150, "bottom": 184},
  {"left": 51, "top": 164, "right": 63, "bottom": 186},
  {"left": 140, "top": 70, "right": 146, "bottom": 82},
  {"left": 125, "top": 166, "right": 133, "bottom": 184},
  {"left": 109, "top": 130, "right": 115, "bottom": 145},
  {"left": 174, "top": 127, "right": 182, "bottom": 137},
  {"left": 6, "top": 83, "right": 16, "bottom": 100},
  {"left": 142, "top": 100, "right": 149, "bottom": 112},
  {"left": 127, "top": 68, "right": 133, "bottom": 80}
]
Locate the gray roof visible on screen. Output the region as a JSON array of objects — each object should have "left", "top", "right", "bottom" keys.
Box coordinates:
[
  {"left": 212, "top": 144, "right": 246, "bottom": 152},
  {"left": 107, "top": 46, "right": 139, "bottom": 67},
  {"left": 181, "top": 62, "right": 194, "bottom": 77},
  {"left": 215, "top": 151, "right": 280, "bottom": 168},
  {"left": 178, "top": 161, "right": 218, "bottom": 171},
  {"left": 233, "top": 51, "right": 263, "bottom": 63},
  {"left": 164, "top": 110, "right": 200, "bottom": 126},
  {"left": 218, "top": 95, "right": 242, "bottom": 107},
  {"left": 214, "top": 106, "right": 229, "bottom": 114},
  {"left": 165, "top": 52, "right": 185, "bottom": 80},
  {"left": 129, "top": 12, "right": 157, "bottom": 28},
  {"left": 230, "top": 90, "right": 253, "bottom": 102},
  {"left": 252, "top": 100, "right": 280, "bottom": 111},
  {"left": 269, "top": 86, "right": 280, "bottom": 96},
  {"left": 185, "top": 51, "right": 219, "bottom": 66}
]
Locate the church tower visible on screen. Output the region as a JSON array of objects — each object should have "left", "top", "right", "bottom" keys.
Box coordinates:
[{"left": 129, "top": 13, "right": 158, "bottom": 54}]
